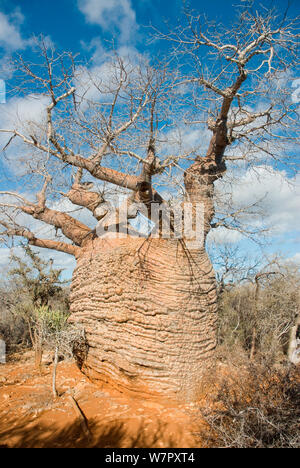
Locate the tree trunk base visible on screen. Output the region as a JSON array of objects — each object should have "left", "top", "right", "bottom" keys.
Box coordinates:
[{"left": 70, "top": 237, "right": 217, "bottom": 400}]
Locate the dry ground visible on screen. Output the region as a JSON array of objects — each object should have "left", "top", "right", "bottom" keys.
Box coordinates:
[{"left": 0, "top": 351, "right": 205, "bottom": 448}]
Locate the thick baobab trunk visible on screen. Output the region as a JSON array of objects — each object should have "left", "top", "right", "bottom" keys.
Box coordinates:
[
  {"left": 69, "top": 160, "right": 221, "bottom": 400},
  {"left": 69, "top": 237, "right": 217, "bottom": 399}
]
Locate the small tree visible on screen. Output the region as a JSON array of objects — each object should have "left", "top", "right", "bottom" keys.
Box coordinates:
[
  {"left": 41, "top": 307, "right": 85, "bottom": 398},
  {"left": 9, "top": 245, "right": 69, "bottom": 369}
]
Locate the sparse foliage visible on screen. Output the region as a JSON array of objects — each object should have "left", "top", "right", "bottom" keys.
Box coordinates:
[
  {"left": 198, "top": 364, "right": 300, "bottom": 448},
  {"left": 217, "top": 262, "right": 300, "bottom": 364},
  {"left": 8, "top": 245, "right": 69, "bottom": 368},
  {"left": 41, "top": 307, "right": 85, "bottom": 398}
]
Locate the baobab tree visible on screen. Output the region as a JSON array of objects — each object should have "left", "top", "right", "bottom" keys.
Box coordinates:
[{"left": 0, "top": 5, "right": 299, "bottom": 399}]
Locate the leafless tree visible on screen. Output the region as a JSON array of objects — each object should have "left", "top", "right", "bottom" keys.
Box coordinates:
[
  {"left": 208, "top": 244, "right": 261, "bottom": 293},
  {"left": 217, "top": 257, "right": 300, "bottom": 363},
  {"left": 47, "top": 324, "right": 85, "bottom": 399},
  {"left": 0, "top": 5, "right": 299, "bottom": 398}
]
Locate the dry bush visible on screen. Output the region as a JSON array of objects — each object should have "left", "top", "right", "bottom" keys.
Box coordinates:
[
  {"left": 0, "top": 246, "right": 71, "bottom": 362},
  {"left": 218, "top": 265, "right": 300, "bottom": 364},
  {"left": 0, "top": 288, "right": 31, "bottom": 354},
  {"left": 197, "top": 362, "right": 300, "bottom": 448},
  {"left": 0, "top": 309, "right": 30, "bottom": 353}
]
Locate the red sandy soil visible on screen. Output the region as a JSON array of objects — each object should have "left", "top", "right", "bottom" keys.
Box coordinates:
[{"left": 0, "top": 351, "right": 205, "bottom": 448}]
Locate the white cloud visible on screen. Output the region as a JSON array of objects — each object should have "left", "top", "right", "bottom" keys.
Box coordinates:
[
  {"left": 214, "top": 165, "right": 300, "bottom": 241},
  {"left": 287, "top": 252, "right": 300, "bottom": 265},
  {"left": 163, "top": 126, "right": 211, "bottom": 154},
  {"left": 207, "top": 227, "right": 244, "bottom": 245},
  {"left": 74, "top": 62, "right": 115, "bottom": 108},
  {"left": 0, "top": 93, "right": 50, "bottom": 176},
  {"left": 0, "top": 53, "right": 14, "bottom": 80},
  {"left": 0, "top": 8, "right": 27, "bottom": 81},
  {"left": 0, "top": 94, "right": 50, "bottom": 130},
  {"left": 80, "top": 36, "right": 142, "bottom": 67},
  {"left": 0, "top": 9, "right": 25, "bottom": 51},
  {"left": 73, "top": 43, "right": 144, "bottom": 112},
  {"left": 77, "top": 0, "right": 138, "bottom": 44}
]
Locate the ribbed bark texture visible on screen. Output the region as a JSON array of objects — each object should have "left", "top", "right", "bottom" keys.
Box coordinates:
[{"left": 69, "top": 237, "right": 217, "bottom": 400}]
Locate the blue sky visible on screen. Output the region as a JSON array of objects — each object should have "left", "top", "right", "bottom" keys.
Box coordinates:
[
  {"left": 1, "top": 0, "right": 299, "bottom": 57},
  {"left": 0, "top": 0, "right": 299, "bottom": 279},
  {"left": 0, "top": 0, "right": 254, "bottom": 50}
]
